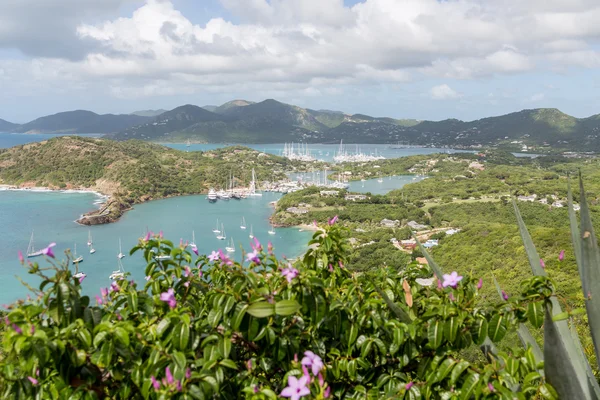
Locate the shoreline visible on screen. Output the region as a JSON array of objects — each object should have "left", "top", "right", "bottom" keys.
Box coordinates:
[{"left": 0, "top": 185, "right": 108, "bottom": 200}]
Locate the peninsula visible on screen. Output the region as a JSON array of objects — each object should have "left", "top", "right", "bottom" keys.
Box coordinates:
[{"left": 0, "top": 136, "right": 307, "bottom": 224}]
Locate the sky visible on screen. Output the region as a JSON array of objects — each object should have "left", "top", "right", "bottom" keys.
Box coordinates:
[{"left": 1, "top": 0, "right": 600, "bottom": 123}]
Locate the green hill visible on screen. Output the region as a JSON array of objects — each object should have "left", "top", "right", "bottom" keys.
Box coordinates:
[
  {"left": 0, "top": 118, "right": 17, "bottom": 132},
  {"left": 0, "top": 136, "right": 297, "bottom": 222},
  {"left": 129, "top": 109, "right": 168, "bottom": 117},
  {"left": 11, "top": 110, "right": 150, "bottom": 134}
]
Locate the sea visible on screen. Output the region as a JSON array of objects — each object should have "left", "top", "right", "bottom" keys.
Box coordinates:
[{"left": 0, "top": 133, "right": 441, "bottom": 304}]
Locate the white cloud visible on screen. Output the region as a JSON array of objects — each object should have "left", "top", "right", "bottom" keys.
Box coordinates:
[
  {"left": 430, "top": 84, "right": 461, "bottom": 100},
  {"left": 1, "top": 0, "right": 600, "bottom": 108},
  {"left": 528, "top": 93, "right": 545, "bottom": 102}
]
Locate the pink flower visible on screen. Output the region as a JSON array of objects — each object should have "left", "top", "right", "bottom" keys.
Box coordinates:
[
  {"left": 219, "top": 250, "right": 233, "bottom": 265},
  {"left": 324, "top": 386, "right": 331, "bottom": 398},
  {"left": 184, "top": 266, "right": 191, "bottom": 277},
  {"left": 246, "top": 251, "right": 260, "bottom": 264},
  {"left": 540, "top": 259, "right": 545, "bottom": 269},
  {"left": 165, "top": 366, "right": 174, "bottom": 384},
  {"left": 185, "top": 368, "right": 191, "bottom": 379},
  {"left": 12, "top": 324, "right": 22, "bottom": 334},
  {"left": 191, "top": 244, "right": 198, "bottom": 255},
  {"left": 100, "top": 287, "right": 109, "bottom": 298},
  {"left": 477, "top": 278, "right": 483, "bottom": 290},
  {"left": 328, "top": 264, "right": 334, "bottom": 272},
  {"left": 150, "top": 376, "right": 161, "bottom": 390},
  {"left": 313, "top": 220, "right": 317, "bottom": 227},
  {"left": 301, "top": 351, "right": 324, "bottom": 376},
  {"left": 328, "top": 215, "right": 338, "bottom": 225},
  {"left": 442, "top": 272, "right": 463, "bottom": 288},
  {"left": 559, "top": 250, "right": 565, "bottom": 261},
  {"left": 502, "top": 290, "right": 509, "bottom": 301},
  {"left": 78, "top": 274, "right": 86, "bottom": 283},
  {"left": 176, "top": 380, "right": 182, "bottom": 392},
  {"left": 281, "top": 267, "right": 299, "bottom": 283},
  {"left": 159, "top": 230, "right": 164, "bottom": 239},
  {"left": 198, "top": 270, "right": 203, "bottom": 278},
  {"left": 448, "top": 293, "right": 455, "bottom": 301},
  {"left": 160, "top": 288, "right": 177, "bottom": 309},
  {"left": 145, "top": 276, "right": 151, "bottom": 281},
  {"left": 30, "top": 325, "right": 35, "bottom": 335},
  {"left": 338, "top": 261, "right": 344, "bottom": 269},
  {"left": 110, "top": 281, "right": 119, "bottom": 292},
  {"left": 18, "top": 251, "right": 24, "bottom": 264},
  {"left": 246, "top": 359, "right": 253, "bottom": 370},
  {"left": 27, "top": 376, "right": 38, "bottom": 385},
  {"left": 42, "top": 243, "right": 56, "bottom": 258},
  {"left": 280, "top": 375, "right": 310, "bottom": 400},
  {"left": 294, "top": 353, "right": 298, "bottom": 363},
  {"left": 488, "top": 383, "right": 495, "bottom": 392},
  {"left": 208, "top": 251, "right": 219, "bottom": 262},
  {"left": 268, "top": 241, "right": 273, "bottom": 255},
  {"left": 437, "top": 279, "right": 442, "bottom": 290},
  {"left": 318, "top": 373, "right": 324, "bottom": 387},
  {"left": 406, "top": 382, "right": 414, "bottom": 390},
  {"left": 95, "top": 295, "right": 103, "bottom": 305},
  {"left": 251, "top": 237, "right": 262, "bottom": 252},
  {"left": 144, "top": 231, "right": 153, "bottom": 241}
]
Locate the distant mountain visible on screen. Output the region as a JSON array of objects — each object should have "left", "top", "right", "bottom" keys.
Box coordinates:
[
  {"left": 0, "top": 118, "right": 18, "bottom": 132},
  {"left": 97, "top": 100, "right": 600, "bottom": 149},
  {"left": 12, "top": 110, "right": 151, "bottom": 134},
  {"left": 201, "top": 105, "right": 218, "bottom": 112},
  {"left": 130, "top": 109, "right": 168, "bottom": 117}
]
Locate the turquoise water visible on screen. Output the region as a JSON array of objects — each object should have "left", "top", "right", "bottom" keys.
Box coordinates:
[
  {"left": 0, "top": 133, "right": 101, "bottom": 148},
  {"left": 0, "top": 191, "right": 312, "bottom": 304}
]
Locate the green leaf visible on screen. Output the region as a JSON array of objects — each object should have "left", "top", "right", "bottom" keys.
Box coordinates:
[
  {"left": 516, "top": 324, "right": 543, "bottom": 374},
  {"left": 220, "top": 359, "right": 238, "bottom": 370},
  {"left": 460, "top": 372, "right": 480, "bottom": 400},
  {"left": 450, "top": 360, "right": 470, "bottom": 386},
  {"left": 247, "top": 302, "right": 275, "bottom": 318},
  {"left": 348, "top": 324, "right": 358, "bottom": 348},
  {"left": 471, "top": 318, "right": 488, "bottom": 346},
  {"left": 231, "top": 303, "right": 248, "bottom": 330},
  {"left": 114, "top": 327, "right": 130, "bottom": 347},
  {"left": 567, "top": 177, "right": 583, "bottom": 279},
  {"left": 487, "top": 314, "right": 507, "bottom": 342},
  {"left": 275, "top": 300, "right": 300, "bottom": 316},
  {"left": 173, "top": 322, "right": 190, "bottom": 350},
  {"left": 427, "top": 320, "right": 443, "bottom": 349},
  {"left": 444, "top": 317, "right": 459, "bottom": 343},
  {"left": 373, "top": 284, "right": 411, "bottom": 324},
  {"left": 527, "top": 301, "right": 544, "bottom": 328},
  {"left": 552, "top": 312, "right": 569, "bottom": 322},
  {"left": 127, "top": 290, "right": 138, "bottom": 313},
  {"left": 433, "top": 358, "right": 456, "bottom": 383}
]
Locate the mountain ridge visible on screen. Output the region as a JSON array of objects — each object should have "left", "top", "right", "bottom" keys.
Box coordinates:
[
  {"left": 0, "top": 118, "right": 18, "bottom": 132},
  {"left": 5, "top": 101, "right": 600, "bottom": 150}
]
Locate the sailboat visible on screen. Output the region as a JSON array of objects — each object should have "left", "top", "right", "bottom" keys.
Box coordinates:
[
  {"left": 74, "top": 272, "right": 86, "bottom": 281},
  {"left": 377, "top": 173, "right": 383, "bottom": 183},
  {"left": 225, "top": 237, "right": 235, "bottom": 253},
  {"left": 186, "top": 139, "right": 191, "bottom": 148},
  {"left": 248, "top": 168, "right": 263, "bottom": 197},
  {"left": 26, "top": 230, "right": 44, "bottom": 258},
  {"left": 216, "top": 224, "right": 226, "bottom": 240},
  {"left": 268, "top": 224, "right": 276, "bottom": 235},
  {"left": 212, "top": 219, "right": 221, "bottom": 234},
  {"left": 190, "top": 231, "right": 196, "bottom": 248},
  {"left": 89, "top": 231, "right": 96, "bottom": 254},
  {"left": 240, "top": 217, "right": 247, "bottom": 230},
  {"left": 72, "top": 244, "right": 83, "bottom": 264},
  {"left": 109, "top": 258, "right": 126, "bottom": 280},
  {"left": 117, "top": 238, "right": 125, "bottom": 259},
  {"left": 249, "top": 225, "right": 254, "bottom": 239}
]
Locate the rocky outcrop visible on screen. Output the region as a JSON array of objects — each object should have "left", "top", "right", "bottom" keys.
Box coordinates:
[{"left": 77, "top": 197, "right": 132, "bottom": 226}]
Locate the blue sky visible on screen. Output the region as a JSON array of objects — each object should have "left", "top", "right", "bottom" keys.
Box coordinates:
[{"left": 1, "top": 0, "right": 599, "bottom": 123}]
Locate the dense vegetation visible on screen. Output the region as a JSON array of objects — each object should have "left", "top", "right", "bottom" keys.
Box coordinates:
[
  {"left": 3, "top": 219, "right": 586, "bottom": 398},
  {"left": 0, "top": 137, "right": 300, "bottom": 202}
]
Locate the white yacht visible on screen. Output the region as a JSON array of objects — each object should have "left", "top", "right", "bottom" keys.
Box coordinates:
[
  {"left": 247, "top": 168, "right": 263, "bottom": 197},
  {"left": 268, "top": 224, "right": 276, "bottom": 235},
  {"left": 216, "top": 224, "right": 226, "bottom": 240},
  {"left": 88, "top": 231, "right": 96, "bottom": 254},
  {"left": 249, "top": 225, "right": 254, "bottom": 239},
  {"left": 212, "top": 219, "right": 221, "bottom": 234},
  {"left": 117, "top": 238, "right": 125, "bottom": 259},
  {"left": 207, "top": 189, "right": 217, "bottom": 203},
  {"left": 72, "top": 244, "right": 83, "bottom": 264},
  {"left": 26, "top": 230, "right": 44, "bottom": 258},
  {"left": 109, "top": 258, "right": 126, "bottom": 281},
  {"left": 240, "top": 217, "right": 247, "bottom": 230},
  {"left": 225, "top": 237, "right": 235, "bottom": 253},
  {"left": 190, "top": 231, "right": 196, "bottom": 248}
]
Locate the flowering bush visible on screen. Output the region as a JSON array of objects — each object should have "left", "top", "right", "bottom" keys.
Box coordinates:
[{"left": 0, "top": 221, "right": 559, "bottom": 399}]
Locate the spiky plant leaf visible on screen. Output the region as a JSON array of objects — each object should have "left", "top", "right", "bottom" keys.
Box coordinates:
[
  {"left": 576, "top": 173, "right": 600, "bottom": 364},
  {"left": 512, "top": 199, "right": 546, "bottom": 277},
  {"left": 543, "top": 303, "right": 598, "bottom": 399},
  {"left": 412, "top": 235, "right": 443, "bottom": 280},
  {"left": 567, "top": 177, "right": 583, "bottom": 279},
  {"left": 373, "top": 284, "right": 411, "bottom": 324}
]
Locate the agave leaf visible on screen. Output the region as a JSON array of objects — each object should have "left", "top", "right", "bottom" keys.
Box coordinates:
[
  {"left": 373, "top": 284, "right": 411, "bottom": 324},
  {"left": 512, "top": 199, "right": 546, "bottom": 277},
  {"left": 543, "top": 303, "right": 600, "bottom": 399},
  {"left": 412, "top": 235, "right": 443, "bottom": 280},
  {"left": 567, "top": 177, "right": 583, "bottom": 280},
  {"left": 570, "top": 320, "right": 600, "bottom": 399},
  {"left": 577, "top": 173, "right": 600, "bottom": 365}
]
